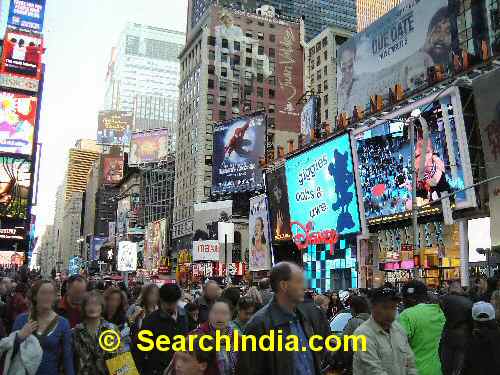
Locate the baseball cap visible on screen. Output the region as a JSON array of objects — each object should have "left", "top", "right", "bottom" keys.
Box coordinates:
[
  {"left": 472, "top": 301, "right": 496, "bottom": 322},
  {"left": 370, "top": 287, "right": 400, "bottom": 304}
]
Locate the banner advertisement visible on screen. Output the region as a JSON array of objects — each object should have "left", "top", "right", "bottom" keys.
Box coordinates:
[
  {"left": 0, "top": 74, "right": 39, "bottom": 93},
  {"left": 90, "top": 236, "right": 107, "bottom": 261},
  {"left": 117, "top": 241, "right": 138, "bottom": 272},
  {"left": 301, "top": 96, "right": 318, "bottom": 144},
  {"left": 265, "top": 165, "right": 292, "bottom": 242},
  {"left": 285, "top": 133, "right": 361, "bottom": 251},
  {"left": 0, "top": 157, "right": 31, "bottom": 219},
  {"left": 0, "top": 227, "right": 25, "bottom": 240},
  {"left": 249, "top": 194, "right": 272, "bottom": 271},
  {"left": 97, "top": 111, "right": 133, "bottom": 146},
  {"left": 103, "top": 156, "right": 123, "bottom": 185},
  {"left": 68, "top": 256, "right": 83, "bottom": 276},
  {"left": 116, "top": 198, "right": 130, "bottom": 235},
  {"left": 212, "top": 114, "right": 266, "bottom": 194},
  {"left": 108, "top": 222, "right": 116, "bottom": 239},
  {"left": 1, "top": 29, "right": 43, "bottom": 79},
  {"left": 129, "top": 130, "right": 169, "bottom": 165},
  {"left": 0, "top": 91, "right": 37, "bottom": 157},
  {"left": 473, "top": 70, "right": 500, "bottom": 250},
  {"left": 337, "top": 0, "right": 453, "bottom": 115},
  {"left": 8, "top": 0, "right": 46, "bottom": 32},
  {"left": 193, "top": 200, "right": 232, "bottom": 241},
  {"left": 0, "top": 251, "right": 24, "bottom": 266},
  {"left": 192, "top": 240, "right": 220, "bottom": 262},
  {"left": 144, "top": 220, "right": 163, "bottom": 270},
  {"left": 355, "top": 86, "right": 475, "bottom": 222}
]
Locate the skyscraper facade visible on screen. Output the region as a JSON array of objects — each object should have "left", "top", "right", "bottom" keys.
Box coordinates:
[{"left": 356, "top": 0, "right": 400, "bottom": 31}]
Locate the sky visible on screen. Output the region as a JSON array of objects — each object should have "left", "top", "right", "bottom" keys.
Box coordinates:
[{"left": 32, "top": 0, "right": 188, "bottom": 235}]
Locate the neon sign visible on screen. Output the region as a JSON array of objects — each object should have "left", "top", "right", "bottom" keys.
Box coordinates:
[{"left": 290, "top": 221, "right": 338, "bottom": 254}]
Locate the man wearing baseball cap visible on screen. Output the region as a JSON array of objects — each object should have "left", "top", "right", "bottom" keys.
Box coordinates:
[
  {"left": 353, "top": 287, "right": 417, "bottom": 375},
  {"left": 463, "top": 301, "right": 500, "bottom": 375}
]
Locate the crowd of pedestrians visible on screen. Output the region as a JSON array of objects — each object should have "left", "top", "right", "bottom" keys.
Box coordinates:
[{"left": 0, "top": 265, "right": 499, "bottom": 374}]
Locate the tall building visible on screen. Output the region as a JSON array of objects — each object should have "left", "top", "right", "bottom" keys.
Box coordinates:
[
  {"left": 356, "top": 0, "right": 400, "bottom": 31},
  {"left": 59, "top": 192, "right": 85, "bottom": 270},
  {"left": 187, "top": 0, "right": 357, "bottom": 41},
  {"left": 304, "top": 26, "right": 353, "bottom": 127},
  {"left": 173, "top": 5, "right": 304, "bottom": 249}
]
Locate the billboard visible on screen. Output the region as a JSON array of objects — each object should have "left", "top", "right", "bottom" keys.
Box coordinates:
[
  {"left": 285, "top": 133, "right": 361, "bottom": 249},
  {"left": 116, "top": 198, "right": 130, "bottom": 235},
  {"left": 1, "top": 29, "right": 43, "bottom": 79},
  {"left": 192, "top": 240, "right": 220, "bottom": 262},
  {"left": 337, "top": 0, "right": 454, "bottom": 115},
  {"left": 97, "top": 111, "right": 133, "bottom": 146},
  {"left": 129, "top": 130, "right": 169, "bottom": 165},
  {"left": 212, "top": 113, "right": 266, "bottom": 194},
  {"left": 0, "top": 91, "right": 37, "bottom": 157},
  {"left": 266, "top": 165, "right": 292, "bottom": 242},
  {"left": 102, "top": 155, "right": 123, "bottom": 185},
  {"left": 90, "top": 236, "right": 107, "bottom": 261},
  {"left": 301, "top": 96, "right": 318, "bottom": 144},
  {"left": 144, "top": 220, "right": 165, "bottom": 270},
  {"left": 249, "top": 194, "right": 272, "bottom": 271},
  {"left": 355, "top": 86, "right": 475, "bottom": 221},
  {"left": 117, "top": 241, "right": 138, "bottom": 272},
  {"left": 0, "top": 157, "right": 31, "bottom": 219},
  {"left": 193, "top": 200, "right": 232, "bottom": 241},
  {"left": 7, "top": 0, "right": 46, "bottom": 32}
]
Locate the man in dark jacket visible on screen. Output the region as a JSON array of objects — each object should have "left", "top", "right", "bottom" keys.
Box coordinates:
[
  {"left": 236, "top": 262, "right": 331, "bottom": 375},
  {"left": 136, "top": 283, "right": 189, "bottom": 375},
  {"left": 195, "top": 280, "right": 220, "bottom": 324},
  {"left": 56, "top": 275, "right": 87, "bottom": 328}
]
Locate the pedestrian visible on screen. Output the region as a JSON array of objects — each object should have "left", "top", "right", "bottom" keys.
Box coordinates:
[
  {"left": 195, "top": 280, "right": 221, "bottom": 324},
  {"left": 463, "top": 302, "right": 500, "bottom": 375},
  {"left": 136, "top": 283, "right": 189, "bottom": 375},
  {"left": 231, "top": 296, "right": 256, "bottom": 332},
  {"left": 185, "top": 302, "right": 199, "bottom": 331},
  {"left": 11, "top": 280, "right": 74, "bottom": 375},
  {"left": 245, "top": 286, "right": 263, "bottom": 310},
  {"left": 103, "top": 287, "right": 130, "bottom": 350},
  {"left": 258, "top": 278, "right": 273, "bottom": 306},
  {"left": 439, "top": 281, "right": 473, "bottom": 375},
  {"left": 313, "top": 294, "right": 330, "bottom": 316},
  {"left": 163, "top": 334, "right": 216, "bottom": 375},
  {"left": 328, "top": 291, "right": 343, "bottom": 319},
  {"left": 399, "top": 280, "right": 445, "bottom": 375},
  {"left": 221, "top": 286, "right": 241, "bottom": 316},
  {"left": 127, "top": 283, "right": 159, "bottom": 331},
  {"left": 73, "top": 291, "right": 122, "bottom": 375},
  {"left": 352, "top": 287, "right": 417, "bottom": 375},
  {"left": 5, "top": 282, "right": 29, "bottom": 332},
  {"left": 236, "top": 262, "right": 329, "bottom": 375},
  {"left": 57, "top": 275, "right": 87, "bottom": 328},
  {"left": 489, "top": 278, "right": 500, "bottom": 324},
  {"left": 192, "top": 298, "right": 237, "bottom": 375}
]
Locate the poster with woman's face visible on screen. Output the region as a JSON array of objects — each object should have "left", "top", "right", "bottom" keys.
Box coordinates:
[{"left": 249, "top": 194, "right": 272, "bottom": 271}]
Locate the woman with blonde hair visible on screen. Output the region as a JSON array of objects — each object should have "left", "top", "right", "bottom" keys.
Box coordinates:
[{"left": 245, "top": 286, "right": 263, "bottom": 310}]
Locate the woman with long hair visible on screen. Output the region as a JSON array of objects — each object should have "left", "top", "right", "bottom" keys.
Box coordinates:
[
  {"left": 11, "top": 279, "right": 74, "bottom": 375},
  {"left": 127, "top": 283, "right": 159, "bottom": 330},
  {"left": 250, "top": 217, "right": 267, "bottom": 269},
  {"left": 103, "top": 287, "right": 130, "bottom": 350}
]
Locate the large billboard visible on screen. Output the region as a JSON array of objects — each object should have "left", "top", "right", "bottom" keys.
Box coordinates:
[
  {"left": 7, "top": 0, "right": 46, "bottom": 32},
  {"left": 265, "top": 165, "right": 292, "bottom": 242},
  {"left": 337, "top": 0, "right": 454, "bottom": 115},
  {"left": 285, "top": 133, "right": 361, "bottom": 249},
  {"left": 355, "top": 86, "right": 475, "bottom": 222},
  {"left": 102, "top": 155, "right": 123, "bottom": 185},
  {"left": 212, "top": 113, "right": 266, "bottom": 194},
  {"left": 1, "top": 29, "right": 43, "bottom": 79},
  {"left": 193, "top": 200, "right": 232, "bottom": 242},
  {"left": 117, "top": 241, "right": 138, "bottom": 272},
  {"left": 129, "top": 130, "right": 169, "bottom": 165},
  {"left": 90, "top": 236, "right": 107, "bottom": 261},
  {"left": 97, "top": 111, "right": 133, "bottom": 146},
  {"left": 301, "top": 96, "right": 318, "bottom": 144},
  {"left": 249, "top": 194, "right": 272, "bottom": 271},
  {"left": 0, "top": 157, "right": 31, "bottom": 219},
  {"left": 0, "top": 91, "right": 37, "bottom": 157},
  {"left": 144, "top": 220, "right": 165, "bottom": 270}
]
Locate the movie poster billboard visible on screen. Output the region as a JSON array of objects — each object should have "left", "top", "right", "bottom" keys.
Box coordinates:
[
  {"left": 8, "top": 0, "right": 46, "bottom": 32},
  {"left": 90, "top": 236, "right": 107, "bottom": 261},
  {"left": 249, "top": 194, "right": 272, "bottom": 271},
  {"left": 265, "top": 165, "right": 292, "bottom": 242},
  {"left": 473, "top": 70, "right": 500, "bottom": 250},
  {"left": 129, "top": 130, "right": 169, "bottom": 165},
  {"left": 103, "top": 156, "right": 123, "bottom": 185},
  {"left": 0, "top": 91, "right": 37, "bottom": 157},
  {"left": 145, "top": 221, "right": 162, "bottom": 270},
  {"left": 193, "top": 200, "right": 232, "bottom": 241},
  {"left": 97, "top": 111, "right": 133, "bottom": 146},
  {"left": 117, "top": 241, "right": 138, "bottom": 272},
  {"left": 0, "top": 157, "right": 31, "bottom": 219},
  {"left": 355, "top": 86, "right": 475, "bottom": 222},
  {"left": 301, "top": 96, "right": 318, "bottom": 144},
  {"left": 286, "top": 133, "right": 361, "bottom": 250},
  {"left": 337, "top": 0, "right": 454, "bottom": 115},
  {"left": 116, "top": 198, "right": 130, "bottom": 235},
  {"left": 1, "top": 29, "right": 43, "bottom": 79},
  {"left": 212, "top": 114, "right": 265, "bottom": 194}
]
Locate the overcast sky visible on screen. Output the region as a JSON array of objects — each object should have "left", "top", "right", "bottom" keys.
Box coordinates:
[{"left": 33, "top": 0, "right": 187, "bottom": 235}]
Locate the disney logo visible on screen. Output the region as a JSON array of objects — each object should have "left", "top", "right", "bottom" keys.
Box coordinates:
[{"left": 290, "top": 221, "right": 338, "bottom": 254}]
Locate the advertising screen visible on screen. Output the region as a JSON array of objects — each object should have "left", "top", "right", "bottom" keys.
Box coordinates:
[
  {"left": 117, "top": 241, "right": 138, "bottom": 272},
  {"left": 301, "top": 96, "right": 318, "bottom": 144},
  {"left": 337, "top": 0, "right": 455, "bottom": 115},
  {"left": 212, "top": 113, "right": 266, "bottom": 194},
  {"left": 248, "top": 194, "right": 272, "bottom": 271},
  {"left": 90, "top": 236, "right": 107, "bottom": 261},
  {"left": 0, "top": 157, "right": 31, "bottom": 219},
  {"left": 0, "top": 91, "right": 37, "bottom": 157},
  {"left": 97, "top": 111, "right": 133, "bottom": 146},
  {"left": 192, "top": 240, "right": 220, "bottom": 262},
  {"left": 285, "top": 133, "right": 361, "bottom": 246},
  {"left": 102, "top": 156, "right": 123, "bottom": 185},
  {"left": 355, "top": 86, "right": 475, "bottom": 221},
  {"left": 8, "top": 0, "right": 46, "bottom": 32},
  {"left": 193, "top": 200, "right": 232, "bottom": 250},
  {"left": 1, "top": 29, "right": 43, "bottom": 79},
  {"left": 265, "top": 165, "right": 292, "bottom": 242},
  {"left": 129, "top": 130, "right": 169, "bottom": 165}
]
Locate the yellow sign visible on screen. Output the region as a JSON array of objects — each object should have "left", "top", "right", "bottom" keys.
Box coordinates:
[{"left": 106, "top": 352, "right": 139, "bottom": 375}]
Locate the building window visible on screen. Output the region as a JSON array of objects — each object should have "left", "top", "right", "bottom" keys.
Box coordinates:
[
  {"left": 324, "top": 80, "right": 328, "bottom": 90},
  {"left": 268, "top": 117, "right": 275, "bottom": 127},
  {"left": 257, "top": 73, "right": 264, "bottom": 83},
  {"left": 325, "top": 109, "right": 329, "bottom": 119},
  {"left": 269, "top": 47, "right": 276, "bottom": 58},
  {"left": 220, "top": 80, "right": 227, "bottom": 91},
  {"left": 233, "top": 68, "right": 240, "bottom": 80},
  {"left": 208, "top": 36, "right": 216, "bottom": 46},
  {"left": 234, "top": 41, "right": 240, "bottom": 51},
  {"left": 316, "top": 55, "right": 321, "bottom": 66},
  {"left": 219, "top": 96, "right": 227, "bottom": 106},
  {"left": 221, "top": 67, "right": 228, "bottom": 78},
  {"left": 232, "top": 98, "right": 240, "bottom": 108},
  {"left": 268, "top": 103, "right": 275, "bottom": 114},
  {"left": 258, "top": 45, "right": 264, "bottom": 55},
  {"left": 219, "top": 110, "right": 226, "bottom": 120},
  {"left": 232, "top": 82, "right": 240, "bottom": 94},
  {"left": 208, "top": 79, "right": 214, "bottom": 89},
  {"left": 246, "top": 57, "right": 252, "bottom": 67},
  {"left": 232, "top": 55, "right": 240, "bottom": 65},
  {"left": 245, "top": 31, "right": 253, "bottom": 38},
  {"left": 208, "top": 64, "right": 215, "bottom": 74},
  {"left": 207, "top": 109, "right": 213, "bottom": 121},
  {"left": 222, "top": 38, "right": 228, "bottom": 48},
  {"left": 268, "top": 75, "right": 276, "bottom": 86},
  {"left": 221, "top": 52, "right": 228, "bottom": 63},
  {"left": 317, "top": 70, "right": 321, "bottom": 80},
  {"left": 317, "top": 84, "right": 321, "bottom": 93},
  {"left": 324, "top": 95, "right": 328, "bottom": 105},
  {"left": 269, "top": 34, "right": 276, "bottom": 43},
  {"left": 244, "top": 85, "right": 252, "bottom": 96},
  {"left": 324, "top": 66, "right": 328, "bottom": 75},
  {"left": 257, "top": 87, "right": 264, "bottom": 97},
  {"left": 269, "top": 88, "right": 275, "bottom": 98},
  {"left": 246, "top": 43, "right": 253, "bottom": 53},
  {"left": 208, "top": 50, "right": 215, "bottom": 60},
  {"left": 245, "top": 71, "right": 253, "bottom": 81},
  {"left": 256, "top": 59, "right": 264, "bottom": 71},
  {"left": 324, "top": 50, "right": 328, "bottom": 61},
  {"left": 316, "top": 42, "right": 321, "bottom": 51},
  {"left": 257, "top": 101, "right": 264, "bottom": 109},
  {"left": 258, "top": 32, "right": 264, "bottom": 40},
  {"left": 269, "top": 62, "right": 275, "bottom": 73},
  {"left": 322, "top": 37, "right": 328, "bottom": 47},
  {"left": 207, "top": 94, "right": 214, "bottom": 104}
]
